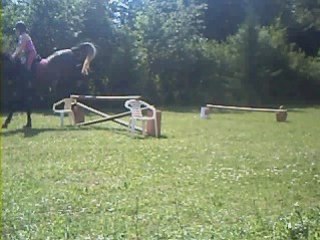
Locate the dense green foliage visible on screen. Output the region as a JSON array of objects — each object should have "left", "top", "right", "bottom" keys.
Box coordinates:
[
  {"left": 2, "top": 107, "right": 320, "bottom": 238},
  {"left": 2, "top": 0, "right": 320, "bottom": 106}
]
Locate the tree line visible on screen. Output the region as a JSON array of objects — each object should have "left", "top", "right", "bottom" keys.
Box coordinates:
[{"left": 1, "top": 0, "right": 320, "bottom": 106}]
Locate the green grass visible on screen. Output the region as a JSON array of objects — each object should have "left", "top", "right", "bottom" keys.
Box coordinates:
[{"left": 1, "top": 107, "right": 320, "bottom": 239}]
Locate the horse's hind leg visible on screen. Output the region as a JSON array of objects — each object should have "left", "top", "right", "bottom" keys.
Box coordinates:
[
  {"left": 23, "top": 80, "right": 33, "bottom": 129},
  {"left": 2, "top": 112, "right": 13, "bottom": 129}
]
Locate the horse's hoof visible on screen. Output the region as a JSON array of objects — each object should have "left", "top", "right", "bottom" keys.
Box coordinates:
[
  {"left": 2, "top": 124, "right": 8, "bottom": 129},
  {"left": 23, "top": 124, "right": 32, "bottom": 129}
]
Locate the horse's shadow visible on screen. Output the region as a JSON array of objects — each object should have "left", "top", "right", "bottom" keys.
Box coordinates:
[
  {"left": 1, "top": 125, "right": 128, "bottom": 138},
  {"left": 1, "top": 125, "right": 168, "bottom": 139}
]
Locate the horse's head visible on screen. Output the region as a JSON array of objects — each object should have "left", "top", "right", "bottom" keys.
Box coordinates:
[{"left": 71, "top": 42, "right": 97, "bottom": 75}]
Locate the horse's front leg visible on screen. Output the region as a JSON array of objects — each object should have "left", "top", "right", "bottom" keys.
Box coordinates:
[
  {"left": 24, "top": 109, "right": 32, "bottom": 129},
  {"left": 2, "top": 112, "right": 13, "bottom": 129}
]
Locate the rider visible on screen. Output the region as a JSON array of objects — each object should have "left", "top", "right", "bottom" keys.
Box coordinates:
[{"left": 11, "top": 21, "right": 38, "bottom": 71}]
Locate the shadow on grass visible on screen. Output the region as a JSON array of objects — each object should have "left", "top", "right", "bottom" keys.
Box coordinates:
[
  {"left": 1, "top": 125, "right": 169, "bottom": 139},
  {"left": 0, "top": 125, "right": 125, "bottom": 138}
]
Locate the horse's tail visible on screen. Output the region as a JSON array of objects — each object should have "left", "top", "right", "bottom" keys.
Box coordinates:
[{"left": 71, "top": 42, "right": 97, "bottom": 75}]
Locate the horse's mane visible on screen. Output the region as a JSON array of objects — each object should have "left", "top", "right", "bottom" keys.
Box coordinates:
[
  {"left": 1, "top": 51, "right": 22, "bottom": 66},
  {"left": 1, "top": 51, "right": 26, "bottom": 81},
  {"left": 1, "top": 52, "right": 12, "bottom": 62}
]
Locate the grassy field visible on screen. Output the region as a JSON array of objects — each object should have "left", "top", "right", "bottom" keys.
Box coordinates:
[{"left": 1, "top": 106, "right": 320, "bottom": 239}]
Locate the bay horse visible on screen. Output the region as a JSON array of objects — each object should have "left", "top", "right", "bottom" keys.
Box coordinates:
[{"left": 1, "top": 42, "right": 97, "bottom": 129}]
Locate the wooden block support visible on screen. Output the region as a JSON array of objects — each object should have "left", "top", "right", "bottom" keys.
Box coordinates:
[
  {"left": 146, "top": 110, "right": 162, "bottom": 137},
  {"left": 71, "top": 104, "right": 85, "bottom": 124},
  {"left": 276, "top": 111, "right": 287, "bottom": 122}
]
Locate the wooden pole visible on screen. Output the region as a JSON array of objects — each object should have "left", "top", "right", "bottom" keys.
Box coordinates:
[
  {"left": 74, "top": 102, "right": 148, "bottom": 131},
  {"left": 206, "top": 104, "right": 287, "bottom": 113},
  {"left": 75, "top": 102, "right": 114, "bottom": 118},
  {"left": 70, "top": 95, "right": 141, "bottom": 100},
  {"left": 74, "top": 102, "right": 131, "bottom": 128},
  {"left": 76, "top": 111, "right": 138, "bottom": 128}
]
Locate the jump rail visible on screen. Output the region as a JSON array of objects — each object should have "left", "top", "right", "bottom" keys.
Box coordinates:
[
  {"left": 205, "top": 104, "right": 288, "bottom": 122},
  {"left": 70, "top": 95, "right": 141, "bottom": 100},
  {"left": 206, "top": 104, "right": 287, "bottom": 113}
]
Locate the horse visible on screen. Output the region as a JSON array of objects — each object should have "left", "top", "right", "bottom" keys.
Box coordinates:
[{"left": 1, "top": 42, "right": 97, "bottom": 129}]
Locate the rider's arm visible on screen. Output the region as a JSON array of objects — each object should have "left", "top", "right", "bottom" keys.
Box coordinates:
[{"left": 12, "top": 34, "right": 27, "bottom": 59}]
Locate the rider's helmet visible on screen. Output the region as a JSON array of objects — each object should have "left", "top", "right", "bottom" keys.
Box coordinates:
[{"left": 14, "top": 21, "right": 27, "bottom": 33}]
